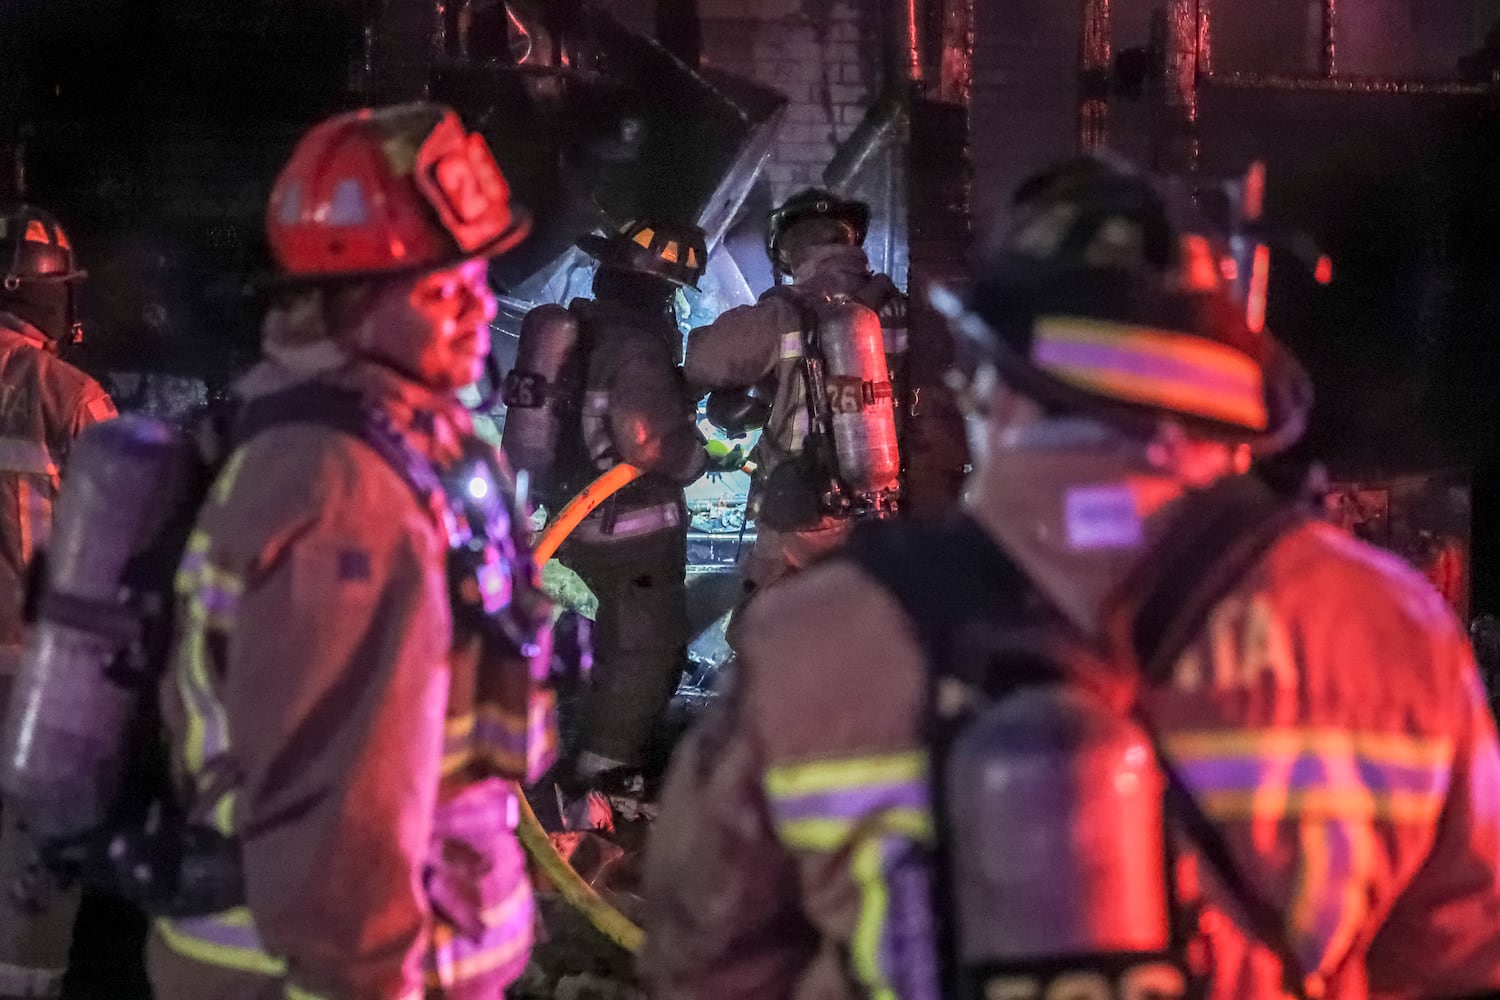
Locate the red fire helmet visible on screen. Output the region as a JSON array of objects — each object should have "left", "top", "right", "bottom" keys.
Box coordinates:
[{"left": 266, "top": 103, "right": 531, "bottom": 284}]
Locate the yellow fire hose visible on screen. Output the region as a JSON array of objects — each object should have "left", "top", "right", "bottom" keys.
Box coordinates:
[
  {"left": 520, "top": 462, "right": 648, "bottom": 953},
  {"left": 515, "top": 787, "right": 647, "bottom": 954}
]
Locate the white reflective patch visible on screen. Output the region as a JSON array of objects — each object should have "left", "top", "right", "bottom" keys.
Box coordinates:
[
  {"left": 582, "top": 390, "right": 611, "bottom": 414},
  {"left": 779, "top": 331, "right": 804, "bottom": 359},
  {"left": 1064, "top": 484, "right": 1142, "bottom": 551},
  {"left": 328, "top": 178, "right": 369, "bottom": 226}
]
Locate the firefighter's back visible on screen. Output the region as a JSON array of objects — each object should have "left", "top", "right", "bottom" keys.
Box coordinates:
[{"left": 655, "top": 516, "right": 1500, "bottom": 1000}]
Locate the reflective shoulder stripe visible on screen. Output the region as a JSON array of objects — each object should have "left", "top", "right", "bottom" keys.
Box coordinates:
[
  {"left": 582, "top": 390, "right": 611, "bottom": 415},
  {"left": 156, "top": 908, "right": 287, "bottom": 978},
  {"left": 779, "top": 330, "right": 805, "bottom": 359},
  {"left": 762, "top": 753, "right": 942, "bottom": 1000},
  {"left": 766, "top": 751, "right": 927, "bottom": 799},
  {"left": 765, "top": 752, "right": 934, "bottom": 852},
  {"left": 0, "top": 436, "right": 57, "bottom": 477}
]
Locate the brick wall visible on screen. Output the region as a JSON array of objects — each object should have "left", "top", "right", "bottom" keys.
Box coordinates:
[{"left": 699, "top": 0, "right": 883, "bottom": 204}]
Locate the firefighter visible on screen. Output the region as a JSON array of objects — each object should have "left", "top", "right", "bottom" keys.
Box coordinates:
[
  {"left": 643, "top": 160, "right": 1500, "bottom": 999},
  {"left": 0, "top": 205, "right": 115, "bottom": 1000},
  {"left": 503, "top": 218, "right": 708, "bottom": 796},
  {"left": 684, "top": 188, "right": 909, "bottom": 593},
  {"left": 148, "top": 104, "right": 546, "bottom": 1000}
]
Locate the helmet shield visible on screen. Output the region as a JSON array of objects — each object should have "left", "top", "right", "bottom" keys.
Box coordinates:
[{"left": 576, "top": 218, "right": 708, "bottom": 289}]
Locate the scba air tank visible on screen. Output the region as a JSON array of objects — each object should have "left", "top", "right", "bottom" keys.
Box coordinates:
[
  {"left": 815, "top": 297, "right": 901, "bottom": 507},
  {"left": 1, "top": 415, "right": 200, "bottom": 840},
  {"left": 944, "top": 685, "right": 1186, "bottom": 1000},
  {"left": 501, "top": 303, "right": 581, "bottom": 485}
]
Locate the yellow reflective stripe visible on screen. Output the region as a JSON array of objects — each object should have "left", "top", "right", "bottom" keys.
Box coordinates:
[
  {"left": 765, "top": 751, "right": 927, "bottom": 801},
  {"left": 1166, "top": 729, "right": 1453, "bottom": 770},
  {"left": 155, "top": 910, "right": 287, "bottom": 978},
  {"left": 850, "top": 840, "right": 898, "bottom": 1000},
  {"left": 178, "top": 605, "right": 231, "bottom": 779},
  {"left": 779, "top": 330, "right": 804, "bottom": 359},
  {"left": 210, "top": 448, "right": 250, "bottom": 506},
  {"left": 443, "top": 713, "right": 476, "bottom": 776},
  {"left": 1288, "top": 820, "right": 1325, "bottom": 953},
  {"left": 1196, "top": 788, "right": 1444, "bottom": 824},
  {"left": 484, "top": 880, "right": 532, "bottom": 926},
  {"left": 173, "top": 528, "right": 241, "bottom": 834},
  {"left": 285, "top": 985, "right": 332, "bottom": 1000},
  {"left": 177, "top": 630, "right": 210, "bottom": 775},
  {"left": 425, "top": 931, "right": 530, "bottom": 988},
  {"left": 1326, "top": 820, "right": 1376, "bottom": 966},
  {"left": 212, "top": 791, "right": 237, "bottom": 838},
  {"left": 777, "top": 808, "right": 934, "bottom": 853},
  {"left": 175, "top": 531, "right": 213, "bottom": 592},
  {"left": 288, "top": 985, "right": 419, "bottom": 1000}
]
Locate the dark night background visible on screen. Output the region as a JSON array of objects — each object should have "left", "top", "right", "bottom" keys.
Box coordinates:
[{"left": 2, "top": 1, "right": 1500, "bottom": 996}]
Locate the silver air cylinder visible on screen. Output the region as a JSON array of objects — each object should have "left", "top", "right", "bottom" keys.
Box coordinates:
[
  {"left": 501, "top": 303, "right": 580, "bottom": 485},
  {"left": 817, "top": 298, "right": 901, "bottom": 500},
  {"left": 944, "top": 685, "right": 1182, "bottom": 1000},
  {"left": 1, "top": 415, "right": 198, "bottom": 839}
]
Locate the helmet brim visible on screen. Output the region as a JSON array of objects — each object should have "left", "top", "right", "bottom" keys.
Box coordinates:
[
  {"left": 253, "top": 207, "right": 533, "bottom": 293},
  {"left": 932, "top": 284, "right": 1311, "bottom": 456},
  {"left": 576, "top": 232, "right": 703, "bottom": 289}
]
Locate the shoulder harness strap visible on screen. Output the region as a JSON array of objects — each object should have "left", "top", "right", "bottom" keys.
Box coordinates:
[
  {"left": 845, "top": 476, "right": 1314, "bottom": 997},
  {"left": 231, "top": 382, "right": 444, "bottom": 513}
]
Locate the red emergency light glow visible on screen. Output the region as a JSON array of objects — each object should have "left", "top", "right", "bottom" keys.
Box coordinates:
[
  {"left": 1315, "top": 254, "right": 1333, "bottom": 285},
  {"left": 1246, "top": 244, "right": 1271, "bottom": 333}
]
